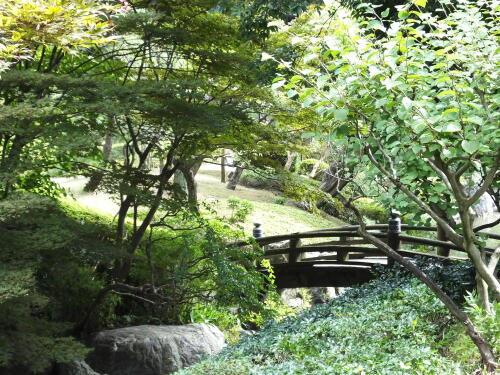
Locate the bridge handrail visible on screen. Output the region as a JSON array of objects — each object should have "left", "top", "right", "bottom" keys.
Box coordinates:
[
  {"left": 230, "top": 224, "right": 498, "bottom": 254},
  {"left": 300, "top": 225, "right": 500, "bottom": 240}
]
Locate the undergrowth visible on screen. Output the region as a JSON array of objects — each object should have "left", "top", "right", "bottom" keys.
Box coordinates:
[{"left": 177, "top": 261, "right": 496, "bottom": 375}]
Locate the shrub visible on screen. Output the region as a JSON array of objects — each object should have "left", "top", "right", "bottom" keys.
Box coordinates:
[
  {"left": 273, "top": 196, "right": 287, "bottom": 205},
  {"left": 439, "top": 297, "right": 500, "bottom": 373},
  {"left": 227, "top": 197, "right": 254, "bottom": 223},
  {"left": 298, "top": 158, "right": 328, "bottom": 177},
  {"left": 239, "top": 169, "right": 281, "bottom": 190},
  {"left": 353, "top": 198, "right": 388, "bottom": 223},
  {"left": 0, "top": 194, "right": 101, "bottom": 372}
]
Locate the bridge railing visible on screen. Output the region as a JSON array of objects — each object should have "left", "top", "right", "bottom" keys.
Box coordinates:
[{"left": 237, "top": 220, "right": 499, "bottom": 266}]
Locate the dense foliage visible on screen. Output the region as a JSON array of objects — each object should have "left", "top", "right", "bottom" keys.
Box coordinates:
[
  {"left": 0, "top": 193, "right": 272, "bottom": 371},
  {"left": 177, "top": 262, "right": 498, "bottom": 375}
]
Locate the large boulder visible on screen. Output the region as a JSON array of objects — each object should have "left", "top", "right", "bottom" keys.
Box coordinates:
[
  {"left": 58, "top": 361, "right": 100, "bottom": 375},
  {"left": 86, "top": 323, "right": 224, "bottom": 375}
]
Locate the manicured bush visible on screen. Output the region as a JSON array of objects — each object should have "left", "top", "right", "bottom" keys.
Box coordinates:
[
  {"left": 273, "top": 196, "right": 287, "bottom": 205},
  {"left": 298, "top": 158, "right": 328, "bottom": 177},
  {"left": 353, "top": 198, "right": 388, "bottom": 223},
  {"left": 239, "top": 169, "right": 282, "bottom": 190}
]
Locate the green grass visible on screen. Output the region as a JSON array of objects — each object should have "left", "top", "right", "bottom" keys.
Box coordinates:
[
  {"left": 55, "top": 164, "right": 343, "bottom": 237},
  {"left": 197, "top": 163, "right": 342, "bottom": 237}
]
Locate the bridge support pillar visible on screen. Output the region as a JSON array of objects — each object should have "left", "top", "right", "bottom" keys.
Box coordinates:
[{"left": 337, "top": 235, "right": 349, "bottom": 262}]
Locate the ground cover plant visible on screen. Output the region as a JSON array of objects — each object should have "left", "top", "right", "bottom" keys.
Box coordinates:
[{"left": 177, "top": 261, "right": 498, "bottom": 375}]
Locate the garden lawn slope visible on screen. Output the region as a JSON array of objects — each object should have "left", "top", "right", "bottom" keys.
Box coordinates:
[{"left": 176, "top": 270, "right": 474, "bottom": 375}]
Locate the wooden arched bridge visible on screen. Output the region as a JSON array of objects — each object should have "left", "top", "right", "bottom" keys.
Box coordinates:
[{"left": 237, "top": 224, "right": 499, "bottom": 289}]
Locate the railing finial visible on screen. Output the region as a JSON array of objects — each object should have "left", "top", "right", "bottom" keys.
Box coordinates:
[{"left": 253, "top": 222, "right": 264, "bottom": 238}]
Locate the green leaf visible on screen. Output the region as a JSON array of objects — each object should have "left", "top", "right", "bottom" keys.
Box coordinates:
[
  {"left": 287, "top": 89, "right": 298, "bottom": 98},
  {"left": 271, "top": 80, "right": 286, "bottom": 90},
  {"left": 419, "top": 133, "right": 434, "bottom": 143},
  {"left": 261, "top": 52, "right": 273, "bottom": 61},
  {"left": 290, "top": 75, "right": 303, "bottom": 84},
  {"left": 333, "top": 108, "right": 349, "bottom": 121},
  {"left": 441, "top": 108, "right": 459, "bottom": 117},
  {"left": 461, "top": 140, "right": 479, "bottom": 154},
  {"left": 381, "top": 8, "right": 390, "bottom": 17},
  {"left": 398, "top": 10, "right": 409, "bottom": 19},
  {"left": 402, "top": 97, "right": 412, "bottom": 109},
  {"left": 443, "top": 123, "right": 461, "bottom": 132},
  {"left": 412, "top": 0, "right": 427, "bottom": 7},
  {"left": 437, "top": 90, "right": 456, "bottom": 97},
  {"left": 317, "top": 74, "right": 330, "bottom": 87}
]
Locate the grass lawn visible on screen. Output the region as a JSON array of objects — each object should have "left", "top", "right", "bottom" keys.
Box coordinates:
[
  {"left": 197, "top": 163, "right": 343, "bottom": 237},
  {"left": 55, "top": 163, "right": 343, "bottom": 238}
]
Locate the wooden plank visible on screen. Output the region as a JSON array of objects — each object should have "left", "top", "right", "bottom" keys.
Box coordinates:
[
  {"left": 398, "top": 249, "right": 465, "bottom": 261},
  {"left": 298, "top": 260, "right": 382, "bottom": 267},
  {"left": 231, "top": 226, "right": 498, "bottom": 247},
  {"left": 304, "top": 252, "right": 385, "bottom": 261},
  {"left": 264, "top": 245, "right": 378, "bottom": 256},
  {"left": 300, "top": 245, "right": 379, "bottom": 251},
  {"left": 398, "top": 234, "right": 463, "bottom": 251}
]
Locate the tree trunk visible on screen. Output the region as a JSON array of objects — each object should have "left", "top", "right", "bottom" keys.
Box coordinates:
[
  {"left": 361, "top": 229, "right": 497, "bottom": 372},
  {"left": 284, "top": 151, "right": 297, "bottom": 171},
  {"left": 0, "top": 135, "right": 29, "bottom": 198},
  {"left": 460, "top": 209, "right": 500, "bottom": 303},
  {"left": 309, "top": 150, "right": 327, "bottom": 179},
  {"left": 226, "top": 166, "right": 243, "bottom": 190},
  {"left": 84, "top": 134, "right": 113, "bottom": 192},
  {"left": 183, "top": 167, "right": 197, "bottom": 206},
  {"left": 316, "top": 162, "right": 352, "bottom": 217},
  {"left": 173, "top": 169, "right": 188, "bottom": 198},
  {"left": 173, "top": 159, "right": 202, "bottom": 204},
  {"left": 221, "top": 153, "right": 226, "bottom": 183},
  {"left": 319, "top": 162, "right": 351, "bottom": 196},
  {"left": 335, "top": 192, "right": 497, "bottom": 372}
]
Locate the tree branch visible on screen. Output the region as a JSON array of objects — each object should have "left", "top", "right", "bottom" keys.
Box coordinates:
[
  {"left": 365, "top": 145, "right": 463, "bottom": 245},
  {"left": 465, "top": 151, "right": 500, "bottom": 208}
]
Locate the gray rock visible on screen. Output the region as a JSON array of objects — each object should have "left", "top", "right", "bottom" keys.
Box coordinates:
[
  {"left": 264, "top": 240, "right": 291, "bottom": 263},
  {"left": 58, "top": 361, "right": 102, "bottom": 375},
  {"left": 87, "top": 324, "right": 224, "bottom": 375}
]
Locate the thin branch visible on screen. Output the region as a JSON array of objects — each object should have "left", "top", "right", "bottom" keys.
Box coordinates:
[
  {"left": 465, "top": 151, "right": 500, "bottom": 208},
  {"left": 366, "top": 145, "right": 462, "bottom": 245}
]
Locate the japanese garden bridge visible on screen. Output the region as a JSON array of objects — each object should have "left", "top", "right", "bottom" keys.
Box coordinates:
[{"left": 234, "top": 217, "right": 499, "bottom": 289}]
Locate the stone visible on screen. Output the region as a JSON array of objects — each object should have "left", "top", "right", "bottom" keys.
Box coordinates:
[
  {"left": 280, "top": 288, "right": 310, "bottom": 309},
  {"left": 86, "top": 323, "right": 224, "bottom": 375},
  {"left": 58, "top": 361, "right": 101, "bottom": 375}
]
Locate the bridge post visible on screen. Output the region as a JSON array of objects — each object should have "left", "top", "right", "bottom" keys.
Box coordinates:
[
  {"left": 338, "top": 235, "right": 349, "bottom": 262},
  {"left": 436, "top": 225, "right": 450, "bottom": 257},
  {"left": 387, "top": 210, "right": 401, "bottom": 267},
  {"left": 289, "top": 236, "right": 302, "bottom": 264}
]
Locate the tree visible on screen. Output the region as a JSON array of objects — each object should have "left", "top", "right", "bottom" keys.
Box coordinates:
[
  {"left": 271, "top": 0, "right": 499, "bottom": 370},
  {"left": 0, "top": 0, "right": 116, "bottom": 197}
]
